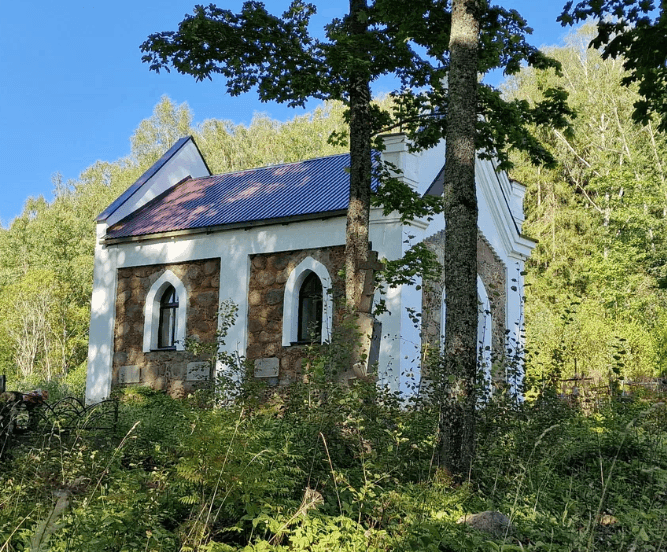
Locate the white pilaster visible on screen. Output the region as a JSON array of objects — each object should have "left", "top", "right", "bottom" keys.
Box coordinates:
[{"left": 85, "top": 222, "right": 118, "bottom": 404}]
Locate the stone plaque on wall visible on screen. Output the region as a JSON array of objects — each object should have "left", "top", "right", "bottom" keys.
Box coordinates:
[
  {"left": 254, "top": 358, "right": 279, "bottom": 378},
  {"left": 187, "top": 362, "right": 210, "bottom": 381},
  {"left": 119, "top": 365, "right": 140, "bottom": 384}
]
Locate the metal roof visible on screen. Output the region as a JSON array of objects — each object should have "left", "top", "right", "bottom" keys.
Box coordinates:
[
  {"left": 106, "top": 153, "right": 372, "bottom": 240},
  {"left": 98, "top": 136, "right": 203, "bottom": 222}
]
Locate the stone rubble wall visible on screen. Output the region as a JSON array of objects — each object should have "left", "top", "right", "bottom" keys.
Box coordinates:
[
  {"left": 246, "top": 246, "right": 345, "bottom": 386},
  {"left": 112, "top": 258, "right": 220, "bottom": 397},
  {"left": 110, "top": 233, "right": 508, "bottom": 396},
  {"left": 421, "top": 230, "right": 507, "bottom": 366}
]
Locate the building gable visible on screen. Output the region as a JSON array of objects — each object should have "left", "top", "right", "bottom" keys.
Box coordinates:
[{"left": 98, "top": 136, "right": 211, "bottom": 228}]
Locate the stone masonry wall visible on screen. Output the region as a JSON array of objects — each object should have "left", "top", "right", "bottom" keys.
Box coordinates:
[
  {"left": 421, "top": 230, "right": 507, "bottom": 363},
  {"left": 112, "top": 258, "right": 220, "bottom": 397},
  {"left": 246, "top": 246, "right": 345, "bottom": 385}
]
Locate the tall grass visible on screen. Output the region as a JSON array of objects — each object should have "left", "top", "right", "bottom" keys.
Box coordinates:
[{"left": 0, "top": 378, "right": 665, "bottom": 551}]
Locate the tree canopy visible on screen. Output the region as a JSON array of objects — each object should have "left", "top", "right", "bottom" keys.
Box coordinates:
[
  {"left": 141, "top": 0, "right": 571, "bottom": 170},
  {"left": 560, "top": 0, "right": 667, "bottom": 131}
]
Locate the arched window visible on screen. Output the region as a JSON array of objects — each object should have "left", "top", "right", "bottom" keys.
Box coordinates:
[
  {"left": 143, "top": 270, "right": 188, "bottom": 352},
  {"left": 282, "top": 257, "right": 333, "bottom": 346},
  {"left": 440, "top": 275, "right": 492, "bottom": 379},
  {"left": 157, "top": 285, "right": 179, "bottom": 349},
  {"left": 298, "top": 271, "right": 323, "bottom": 342},
  {"left": 477, "top": 277, "right": 492, "bottom": 383}
]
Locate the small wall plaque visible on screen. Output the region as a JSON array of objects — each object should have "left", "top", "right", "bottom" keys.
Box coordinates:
[
  {"left": 119, "top": 365, "right": 140, "bottom": 384},
  {"left": 187, "top": 362, "right": 210, "bottom": 381},
  {"left": 254, "top": 358, "right": 279, "bottom": 378}
]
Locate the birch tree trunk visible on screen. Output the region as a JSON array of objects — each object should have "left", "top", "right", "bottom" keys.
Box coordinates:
[{"left": 439, "top": 0, "right": 480, "bottom": 478}]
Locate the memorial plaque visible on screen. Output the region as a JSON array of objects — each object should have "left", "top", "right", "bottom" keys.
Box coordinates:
[
  {"left": 187, "top": 362, "right": 210, "bottom": 381},
  {"left": 119, "top": 365, "right": 140, "bottom": 384},
  {"left": 254, "top": 358, "right": 280, "bottom": 378}
]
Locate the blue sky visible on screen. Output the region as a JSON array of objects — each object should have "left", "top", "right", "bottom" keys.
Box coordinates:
[{"left": 0, "top": 0, "right": 570, "bottom": 226}]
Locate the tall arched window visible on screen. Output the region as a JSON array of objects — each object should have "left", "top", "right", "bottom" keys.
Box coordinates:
[
  {"left": 477, "top": 277, "right": 492, "bottom": 383},
  {"left": 440, "top": 275, "right": 492, "bottom": 378},
  {"left": 158, "top": 284, "right": 179, "bottom": 349},
  {"left": 282, "top": 257, "right": 333, "bottom": 346},
  {"left": 298, "top": 271, "right": 323, "bottom": 342},
  {"left": 143, "top": 270, "right": 188, "bottom": 352}
]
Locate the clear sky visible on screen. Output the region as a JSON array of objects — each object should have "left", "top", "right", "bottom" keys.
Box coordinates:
[{"left": 0, "top": 0, "right": 571, "bottom": 227}]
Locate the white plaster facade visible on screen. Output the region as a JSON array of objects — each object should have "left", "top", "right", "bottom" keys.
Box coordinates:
[{"left": 85, "top": 135, "right": 534, "bottom": 404}]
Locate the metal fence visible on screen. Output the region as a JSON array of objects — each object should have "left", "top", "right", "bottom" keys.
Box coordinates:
[
  {"left": 558, "top": 376, "right": 666, "bottom": 411},
  {"left": 1, "top": 393, "right": 118, "bottom": 458}
]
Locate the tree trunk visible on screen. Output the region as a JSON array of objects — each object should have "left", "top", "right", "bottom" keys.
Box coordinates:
[
  {"left": 439, "top": 0, "right": 480, "bottom": 479},
  {"left": 346, "top": 0, "right": 372, "bottom": 314}
]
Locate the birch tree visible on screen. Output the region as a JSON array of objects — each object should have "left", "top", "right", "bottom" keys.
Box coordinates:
[{"left": 560, "top": 0, "right": 667, "bottom": 131}]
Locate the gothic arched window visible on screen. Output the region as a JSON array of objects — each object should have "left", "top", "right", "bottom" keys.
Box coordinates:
[
  {"left": 143, "top": 270, "right": 187, "bottom": 353},
  {"left": 157, "top": 284, "right": 179, "bottom": 349},
  {"left": 297, "top": 271, "right": 323, "bottom": 342},
  {"left": 440, "top": 275, "right": 492, "bottom": 379}
]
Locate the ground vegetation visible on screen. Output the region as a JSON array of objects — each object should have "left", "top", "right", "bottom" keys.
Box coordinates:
[{"left": 0, "top": 361, "right": 665, "bottom": 551}]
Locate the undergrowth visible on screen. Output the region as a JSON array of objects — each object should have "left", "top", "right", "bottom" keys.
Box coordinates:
[{"left": 0, "top": 375, "right": 665, "bottom": 551}]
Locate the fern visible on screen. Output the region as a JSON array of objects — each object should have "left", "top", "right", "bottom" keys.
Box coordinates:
[{"left": 29, "top": 491, "right": 69, "bottom": 552}]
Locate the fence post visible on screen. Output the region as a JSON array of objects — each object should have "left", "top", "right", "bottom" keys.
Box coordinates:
[{"left": 0, "top": 375, "right": 5, "bottom": 393}]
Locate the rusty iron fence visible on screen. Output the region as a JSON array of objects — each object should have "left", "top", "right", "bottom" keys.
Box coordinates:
[{"left": 558, "top": 376, "right": 666, "bottom": 411}]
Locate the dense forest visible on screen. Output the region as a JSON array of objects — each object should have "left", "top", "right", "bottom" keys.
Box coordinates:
[{"left": 508, "top": 28, "right": 667, "bottom": 389}]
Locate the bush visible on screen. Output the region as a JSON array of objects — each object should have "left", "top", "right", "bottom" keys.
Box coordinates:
[{"left": 0, "top": 365, "right": 665, "bottom": 551}]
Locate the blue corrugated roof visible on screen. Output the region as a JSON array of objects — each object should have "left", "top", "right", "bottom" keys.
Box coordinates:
[{"left": 106, "top": 153, "right": 374, "bottom": 240}]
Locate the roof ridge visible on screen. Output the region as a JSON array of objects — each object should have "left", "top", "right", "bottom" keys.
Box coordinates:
[{"left": 192, "top": 151, "right": 351, "bottom": 181}]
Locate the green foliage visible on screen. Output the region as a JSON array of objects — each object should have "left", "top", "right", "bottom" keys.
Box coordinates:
[
  {"left": 2, "top": 379, "right": 665, "bottom": 551},
  {"left": 560, "top": 0, "right": 667, "bottom": 132},
  {"left": 379, "top": 243, "right": 442, "bottom": 292},
  {"left": 474, "top": 394, "right": 667, "bottom": 552},
  {"left": 372, "top": 163, "right": 443, "bottom": 223},
  {"left": 140, "top": 1, "right": 574, "bottom": 173},
  {"left": 132, "top": 95, "right": 194, "bottom": 167},
  {"left": 196, "top": 102, "right": 349, "bottom": 175},
  {"left": 506, "top": 27, "right": 667, "bottom": 383}
]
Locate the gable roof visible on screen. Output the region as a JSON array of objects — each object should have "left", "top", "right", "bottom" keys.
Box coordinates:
[
  {"left": 98, "top": 136, "right": 211, "bottom": 222},
  {"left": 424, "top": 160, "right": 521, "bottom": 236},
  {"left": 105, "top": 153, "right": 372, "bottom": 241}
]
